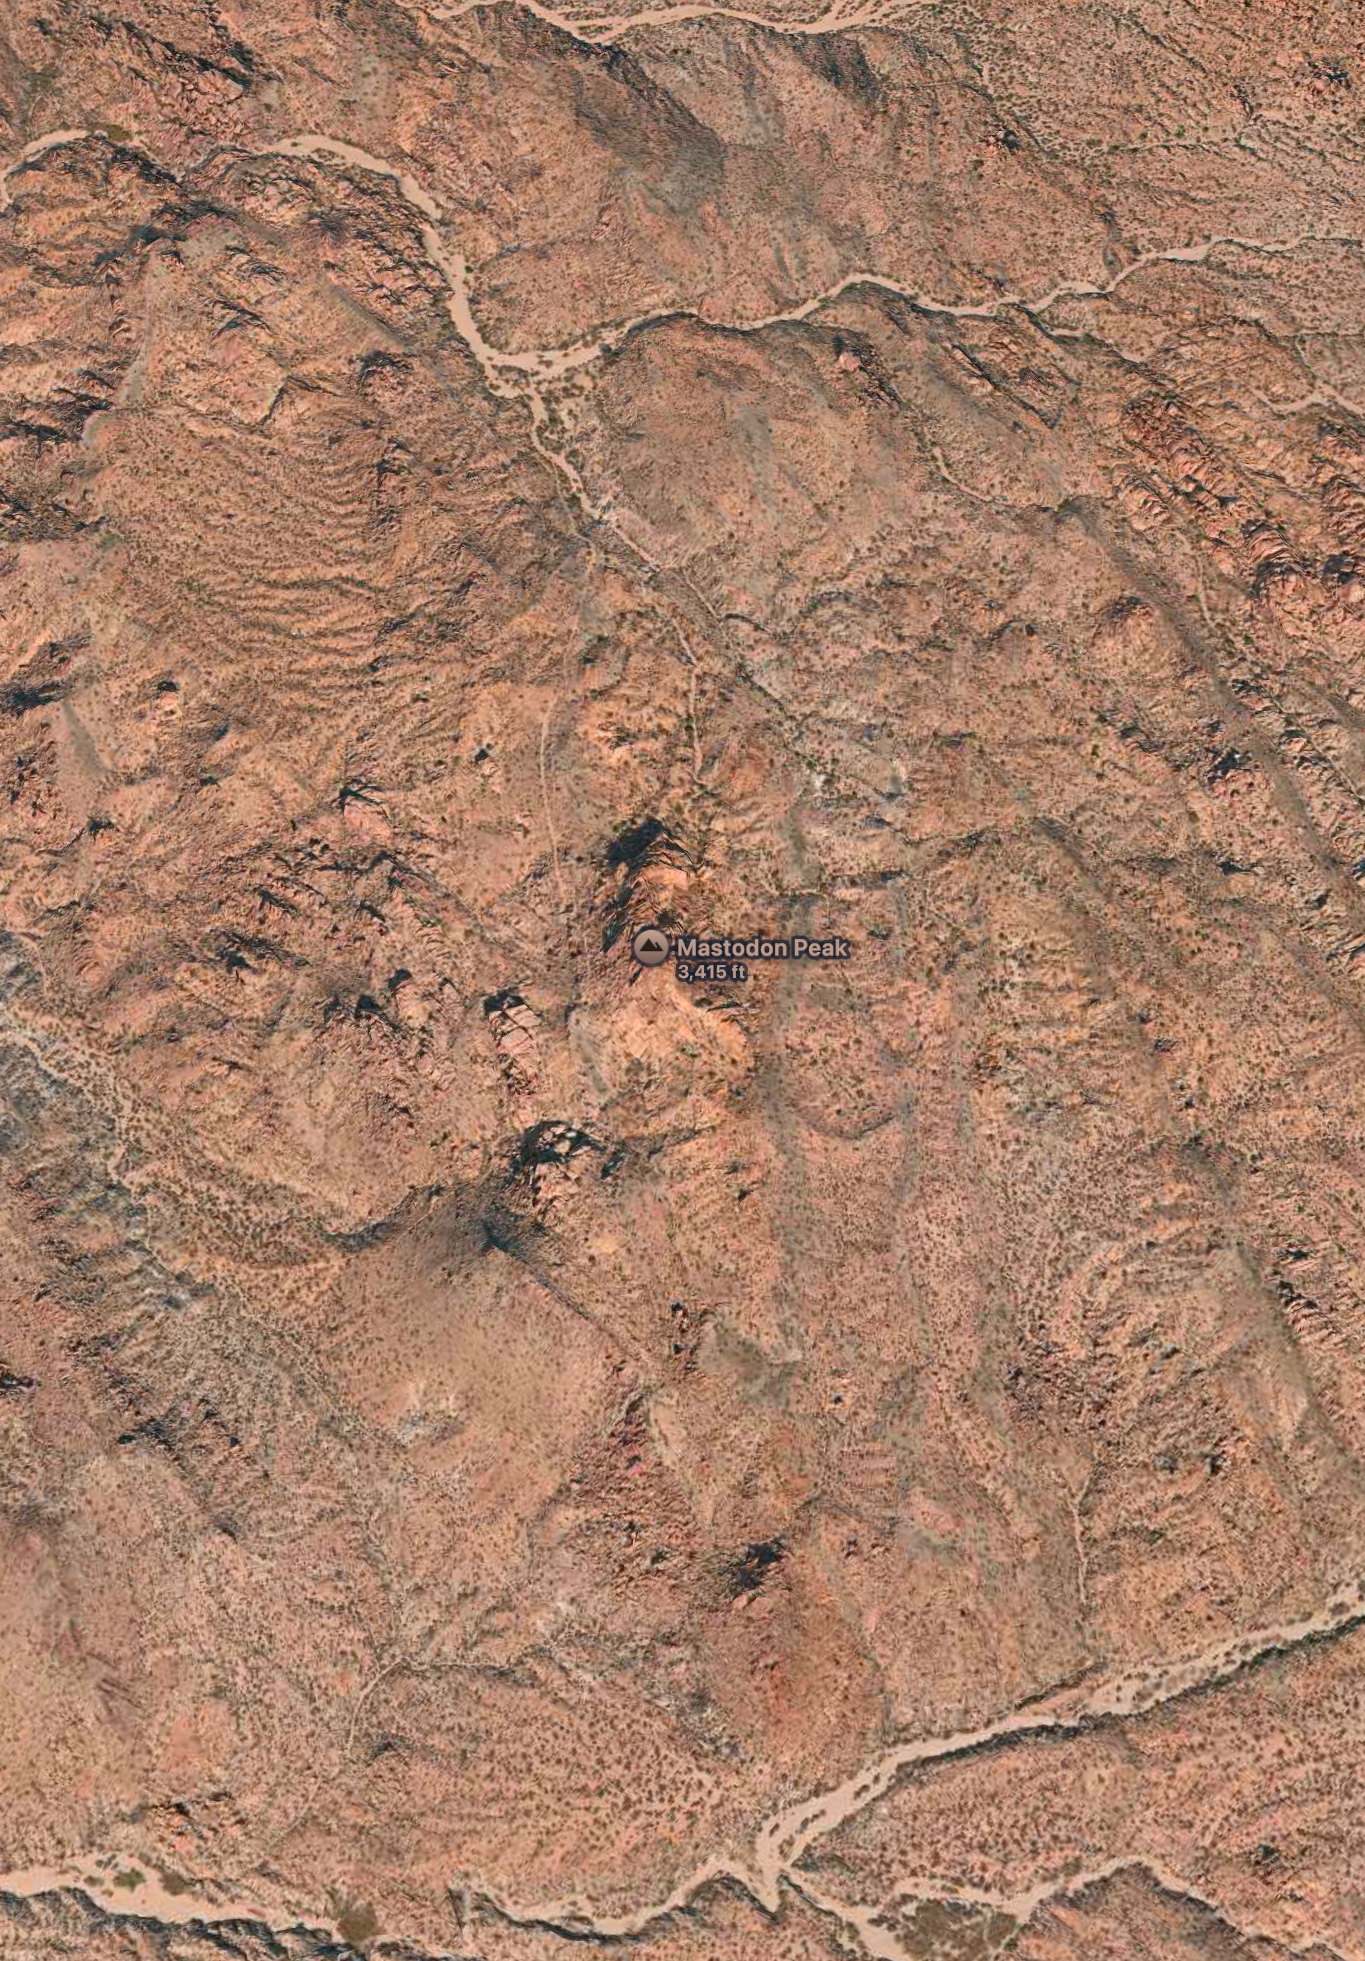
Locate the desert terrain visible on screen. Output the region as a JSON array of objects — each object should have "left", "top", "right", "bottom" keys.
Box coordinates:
[{"left": 4, "top": 0, "right": 1365, "bottom": 1955}]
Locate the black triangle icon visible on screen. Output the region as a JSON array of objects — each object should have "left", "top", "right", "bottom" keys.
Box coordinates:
[{"left": 640, "top": 934, "right": 665, "bottom": 952}]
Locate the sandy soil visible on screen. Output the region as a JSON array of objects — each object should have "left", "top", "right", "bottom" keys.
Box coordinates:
[{"left": 3, "top": 0, "right": 1365, "bottom": 1955}]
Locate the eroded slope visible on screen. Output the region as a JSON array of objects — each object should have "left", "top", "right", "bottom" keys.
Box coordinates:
[{"left": 4, "top": 0, "right": 1365, "bottom": 1956}]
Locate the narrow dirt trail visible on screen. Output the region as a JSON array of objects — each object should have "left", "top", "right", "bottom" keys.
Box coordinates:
[{"left": 5, "top": 117, "right": 1365, "bottom": 1961}]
